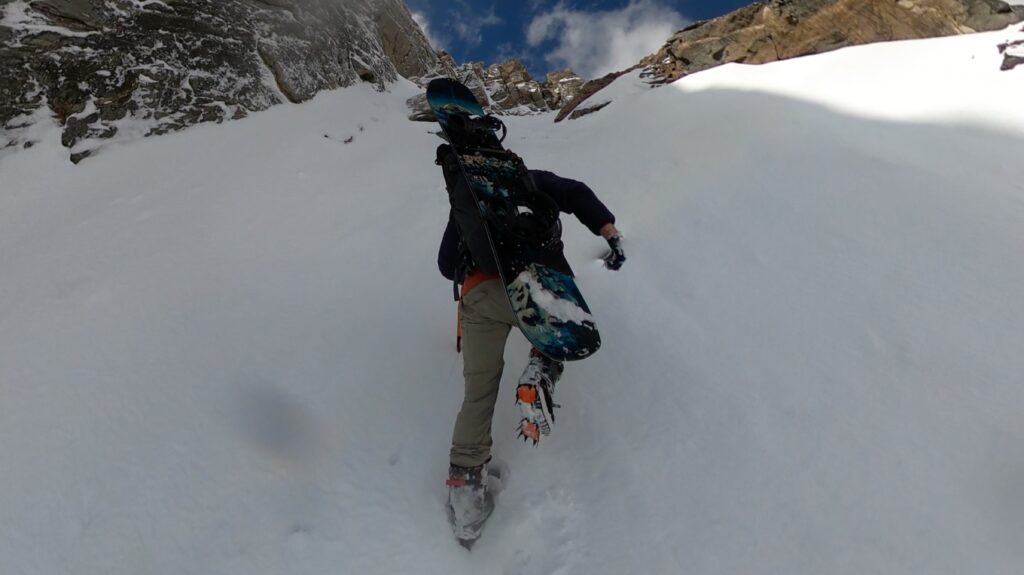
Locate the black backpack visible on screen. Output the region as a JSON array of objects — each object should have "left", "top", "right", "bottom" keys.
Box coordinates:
[
  {"left": 436, "top": 143, "right": 568, "bottom": 292},
  {"left": 436, "top": 144, "right": 501, "bottom": 279}
]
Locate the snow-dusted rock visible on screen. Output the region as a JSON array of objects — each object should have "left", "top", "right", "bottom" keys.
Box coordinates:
[
  {"left": 642, "top": 0, "right": 1024, "bottom": 83},
  {"left": 0, "top": 0, "right": 438, "bottom": 162},
  {"left": 999, "top": 26, "right": 1024, "bottom": 69},
  {"left": 543, "top": 69, "right": 586, "bottom": 109},
  {"left": 405, "top": 55, "right": 585, "bottom": 121}
]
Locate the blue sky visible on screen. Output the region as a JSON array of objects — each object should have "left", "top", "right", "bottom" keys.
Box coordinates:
[{"left": 406, "top": 0, "right": 752, "bottom": 79}]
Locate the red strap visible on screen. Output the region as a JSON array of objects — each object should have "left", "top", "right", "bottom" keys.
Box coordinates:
[
  {"left": 446, "top": 478, "right": 467, "bottom": 487},
  {"left": 461, "top": 271, "right": 500, "bottom": 298}
]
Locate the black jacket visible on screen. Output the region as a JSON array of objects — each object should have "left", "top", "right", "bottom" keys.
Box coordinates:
[{"left": 437, "top": 170, "right": 615, "bottom": 281}]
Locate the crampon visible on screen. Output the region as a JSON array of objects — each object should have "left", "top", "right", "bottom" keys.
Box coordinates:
[{"left": 515, "top": 349, "right": 563, "bottom": 445}]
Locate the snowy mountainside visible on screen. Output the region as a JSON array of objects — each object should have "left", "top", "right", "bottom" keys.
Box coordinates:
[
  {"left": 562, "top": 0, "right": 1024, "bottom": 121},
  {"left": 2, "top": 25, "right": 1024, "bottom": 575},
  {"left": 641, "top": 0, "right": 1024, "bottom": 83},
  {"left": 0, "top": 0, "right": 438, "bottom": 162}
]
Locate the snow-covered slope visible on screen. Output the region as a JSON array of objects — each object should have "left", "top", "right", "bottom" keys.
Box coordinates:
[{"left": 2, "top": 25, "right": 1023, "bottom": 575}]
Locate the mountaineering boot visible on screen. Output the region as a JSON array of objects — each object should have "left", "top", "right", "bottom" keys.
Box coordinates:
[
  {"left": 446, "top": 463, "right": 495, "bottom": 548},
  {"left": 516, "top": 348, "right": 564, "bottom": 444}
]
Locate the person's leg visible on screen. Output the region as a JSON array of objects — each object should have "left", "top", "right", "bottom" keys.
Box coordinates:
[{"left": 449, "top": 279, "right": 517, "bottom": 468}]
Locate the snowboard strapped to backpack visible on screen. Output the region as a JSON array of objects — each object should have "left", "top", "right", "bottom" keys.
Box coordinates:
[
  {"left": 436, "top": 139, "right": 562, "bottom": 280},
  {"left": 428, "top": 78, "right": 600, "bottom": 362}
]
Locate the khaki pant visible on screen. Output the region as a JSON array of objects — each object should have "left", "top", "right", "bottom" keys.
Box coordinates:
[{"left": 450, "top": 279, "right": 517, "bottom": 468}]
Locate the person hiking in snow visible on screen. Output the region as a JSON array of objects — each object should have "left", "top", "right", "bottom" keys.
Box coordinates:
[{"left": 435, "top": 142, "right": 624, "bottom": 535}]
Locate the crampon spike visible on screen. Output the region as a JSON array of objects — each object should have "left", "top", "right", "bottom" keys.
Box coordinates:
[{"left": 519, "top": 419, "right": 541, "bottom": 444}]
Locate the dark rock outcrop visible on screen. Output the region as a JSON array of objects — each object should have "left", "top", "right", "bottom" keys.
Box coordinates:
[
  {"left": 999, "top": 28, "right": 1024, "bottom": 70},
  {"left": 1, "top": 0, "right": 439, "bottom": 161},
  {"left": 642, "top": 0, "right": 1024, "bottom": 82},
  {"left": 543, "top": 69, "right": 586, "bottom": 109},
  {"left": 554, "top": 67, "right": 638, "bottom": 123},
  {"left": 485, "top": 59, "right": 547, "bottom": 111}
]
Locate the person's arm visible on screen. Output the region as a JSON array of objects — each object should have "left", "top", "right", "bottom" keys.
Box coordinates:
[
  {"left": 531, "top": 170, "right": 625, "bottom": 270},
  {"left": 599, "top": 222, "right": 619, "bottom": 239},
  {"left": 530, "top": 170, "right": 615, "bottom": 236}
]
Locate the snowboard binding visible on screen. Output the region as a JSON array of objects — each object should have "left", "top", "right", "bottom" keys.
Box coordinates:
[
  {"left": 490, "top": 189, "right": 561, "bottom": 247},
  {"left": 442, "top": 108, "right": 507, "bottom": 149}
]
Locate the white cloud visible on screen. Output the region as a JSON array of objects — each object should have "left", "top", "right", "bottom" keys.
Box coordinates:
[
  {"left": 494, "top": 41, "right": 533, "bottom": 65},
  {"left": 411, "top": 10, "right": 443, "bottom": 50},
  {"left": 527, "top": 0, "right": 688, "bottom": 78},
  {"left": 450, "top": 4, "right": 502, "bottom": 48}
]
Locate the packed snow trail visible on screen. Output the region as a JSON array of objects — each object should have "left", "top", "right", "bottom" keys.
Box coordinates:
[{"left": 2, "top": 26, "right": 1024, "bottom": 575}]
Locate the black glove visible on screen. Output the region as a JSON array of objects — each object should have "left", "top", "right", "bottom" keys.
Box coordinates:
[{"left": 602, "top": 234, "right": 626, "bottom": 270}]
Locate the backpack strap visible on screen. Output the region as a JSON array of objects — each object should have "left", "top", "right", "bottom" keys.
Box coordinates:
[{"left": 452, "top": 232, "right": 472, "bottom": 301}]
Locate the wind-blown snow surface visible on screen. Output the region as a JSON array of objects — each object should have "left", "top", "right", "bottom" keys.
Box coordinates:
[{"left": 3, "top": 26, "right": 1024, "bottom": 575}]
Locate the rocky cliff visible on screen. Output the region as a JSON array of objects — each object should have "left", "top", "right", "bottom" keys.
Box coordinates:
[
  {"left": 6, "top": 0, "right": 1022, "bottom": 158},
  {"left": 558, "top": 0, "right": 1024, "bottom": 121},
  {"left": 643, "top": 0, "right": 1024, "bottom": 82},
  {"left": 0, "top": 0, "right": 439, "bottom": 162},
  {"left": 406, "top": 52, "right": 586, "bottom": 121},
  {"left": 1000, "top": 24, "right": 1024, "bottom": 69}
]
